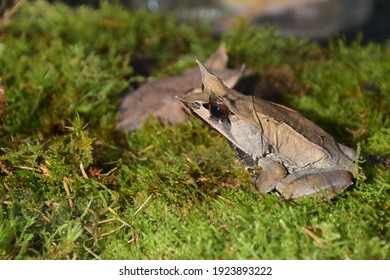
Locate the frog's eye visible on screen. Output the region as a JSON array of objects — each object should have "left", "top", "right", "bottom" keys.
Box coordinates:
[{"left": 209, "top": 99, "right": 230, "bottom": 120}]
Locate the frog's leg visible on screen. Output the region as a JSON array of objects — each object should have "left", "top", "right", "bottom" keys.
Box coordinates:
[
  {"left": 275, "top": 170, "right": 353, "bottom": 199},
  {"left": 252, "top": 158, "right": 288, "bottom": 193}
]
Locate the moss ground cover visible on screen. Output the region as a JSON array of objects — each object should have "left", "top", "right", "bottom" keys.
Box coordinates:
[{"left": 0, "top": 1, "right": 388, "bottom": 259}]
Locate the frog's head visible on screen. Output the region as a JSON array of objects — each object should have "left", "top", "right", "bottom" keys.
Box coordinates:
[
  {"left": 177, "top": 62, "right": 265, "bottom": 161},
  {"left": 177, "top": 61, "right": 234, "bottom": 124}
]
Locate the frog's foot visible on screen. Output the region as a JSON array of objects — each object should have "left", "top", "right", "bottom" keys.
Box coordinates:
[
  {"left": 252, "top": 158, "right": 287, "bottom": 193},
  {"left": 275, "top": 170, "right": 353, "bottom": 199}
]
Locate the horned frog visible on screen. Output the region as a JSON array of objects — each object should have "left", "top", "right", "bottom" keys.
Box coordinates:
[{"left": 178, "top": 61, "right": 357, "bottom": 199}]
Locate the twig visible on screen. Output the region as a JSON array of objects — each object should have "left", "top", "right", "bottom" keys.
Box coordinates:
[
  {"left": 3, "top": 183, "right": 10, "bottom": 192},
  {"left": 62, "top": 177, "right": 73, "bottom": 208},
  {"left": 107, "top": 207, "right": 138, "bottom": 243},
  {"left": 301, "top": 226, "right": 323, "bottom": 245},
  {"left": 15, "top": 165, "right": 40, "bottom": 171},
  {"left": 83, "top": 238, "right": 101, "bottom": 260},
  {"left": 216, "top": 195, "right": 235, "bottom": 204},
  {"left": 79, "top": 161, "right": 89, "bottom": 179},
  {"left": 134, "top": 194, "right": 152, "bottom": 216},
  {"left": 0, "top": 0, "right": 26, "bottom": 29}
]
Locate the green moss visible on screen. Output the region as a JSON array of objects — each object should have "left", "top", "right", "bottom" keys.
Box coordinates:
[{"left": 0, "top": 1, "right": 388, "bottom": 260}]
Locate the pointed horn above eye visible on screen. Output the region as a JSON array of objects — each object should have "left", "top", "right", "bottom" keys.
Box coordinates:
[
  {"left": 196, "top": 60, "right": 226, "bottom": 94},
  {"left": 196, "top": 60, "right": 210, "bottom": 81}
]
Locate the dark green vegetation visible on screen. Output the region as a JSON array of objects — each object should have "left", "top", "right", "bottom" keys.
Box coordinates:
[{"left": 0, "top": 1, "right": 389, "bottom": 259}]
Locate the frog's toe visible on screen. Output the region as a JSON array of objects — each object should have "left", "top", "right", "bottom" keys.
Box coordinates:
[{"left": 276, "top": 170, "right": 353, "bottom": 199}]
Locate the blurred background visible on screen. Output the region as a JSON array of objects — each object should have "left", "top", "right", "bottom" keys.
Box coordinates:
[
  {"left": 1, "top": 0, "right": 389, "bottom": 42},
  {"left": 40, "top": 0, "right": 390, "bottom": 42}
]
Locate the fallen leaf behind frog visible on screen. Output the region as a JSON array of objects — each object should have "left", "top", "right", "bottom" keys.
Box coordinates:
[{"left": 115, "top": 45, "right": 243, "bottom": 132}]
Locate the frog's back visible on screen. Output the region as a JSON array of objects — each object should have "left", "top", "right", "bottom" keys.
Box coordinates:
[{"left": 230, "top": 93, "right": 355, "bottom": 173}]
